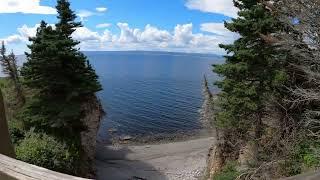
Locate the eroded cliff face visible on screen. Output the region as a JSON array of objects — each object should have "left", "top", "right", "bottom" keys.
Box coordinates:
[
  {"left": 207, "top": 144, "right": 225, "bottom": 179},
  {"left": 201, "top": 77, "right": 225, "bottom": 179},
  {"left": 79, "top": 95, "right": 105, "bottom": 178}
]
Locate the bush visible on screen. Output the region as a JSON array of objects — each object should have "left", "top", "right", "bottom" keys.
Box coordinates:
[
  {"left": 16, "top": 131, "right": 80, "bottom": 175},
  {"left": 280, "top": 139, "right": 320, "bottom": 176},
  {"left": 8, "top": 119, "right": 25, "bottom": 144},
  {"left": 212, "top": 161, "right": 239, "bottom": 180}
]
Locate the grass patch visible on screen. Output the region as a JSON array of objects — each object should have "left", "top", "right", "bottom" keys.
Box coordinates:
[{"left": 213, "top": 161, "right": 240, "bottom": 180}]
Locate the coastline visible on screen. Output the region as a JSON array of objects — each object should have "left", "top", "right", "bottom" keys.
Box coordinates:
[
  {"left": 96, "top": 123, "right": 215, "bottom": 180},
  {"left": 99, "top": 80, "right": 216, "bottom": 146},
  {"left": 100, "top": 128, "right": 215, "bottom": 146},
  {"left": 95, "top": 75, "right": 216, "bottom": 179}
]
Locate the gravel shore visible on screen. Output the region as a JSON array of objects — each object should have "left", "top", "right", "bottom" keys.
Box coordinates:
[{"left": 96, "top": 136, "right": 215, "bottom": 180}]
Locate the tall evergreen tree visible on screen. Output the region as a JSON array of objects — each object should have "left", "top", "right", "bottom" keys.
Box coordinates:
[
  {"left": 21, "top": 0, "right": 102, "bottom": 139},
  {"left": 213, "top": 0, "right": 286, "bottom": 144}
]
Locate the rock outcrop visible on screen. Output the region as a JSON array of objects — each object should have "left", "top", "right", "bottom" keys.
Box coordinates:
[
  {"left": 207, "top": 144, "right": 225, "bottom": 179},
  {"left": 79, "top": 95, "right": 105, "bottom": 178},
  {"left": 199, "top": 75, "right": 215, "bottom": 129},
  {"left": 200, "top": 76, "right": 226, "bottom": 179}
]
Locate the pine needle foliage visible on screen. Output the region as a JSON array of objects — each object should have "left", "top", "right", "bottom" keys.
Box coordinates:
[
  {"left": 213, "top": 0, "right": 286, "bottom": 139},
  {"left": 20, "top": 0, "right": 102, "bottom": 142}
]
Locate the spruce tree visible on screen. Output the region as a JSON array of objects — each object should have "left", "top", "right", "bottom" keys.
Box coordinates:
[
  {"left": 21, "top": 0, "right": 102, "bottom": 139},
  {"left": 213, "top": 0, "right": 286, "bottom": 142}
]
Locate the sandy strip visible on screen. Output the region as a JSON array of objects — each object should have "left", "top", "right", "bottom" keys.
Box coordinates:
[{"left": 96, "top": 136, "right": 215, "bottom": 180}]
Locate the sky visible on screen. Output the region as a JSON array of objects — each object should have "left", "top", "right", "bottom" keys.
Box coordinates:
[{"left": 0, "top": 0, "right": 239, "bottom": 55}]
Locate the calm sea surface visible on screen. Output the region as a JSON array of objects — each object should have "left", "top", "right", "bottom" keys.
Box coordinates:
[{"left": 85, "top": 51, "right": 222, "bottom": 142}]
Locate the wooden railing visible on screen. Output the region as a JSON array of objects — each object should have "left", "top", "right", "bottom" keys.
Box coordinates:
[{"left": 0, "top": 154, "right": 91, "bottom": 180}]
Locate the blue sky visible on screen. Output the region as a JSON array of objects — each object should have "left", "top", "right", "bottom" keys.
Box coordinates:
[{"left": 0, "top": 0, "right": 239, "bottom": 55}]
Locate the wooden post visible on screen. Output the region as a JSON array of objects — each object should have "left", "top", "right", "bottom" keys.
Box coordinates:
[{"left": 0, "top": 90, "right": 15, "bottom": 158}]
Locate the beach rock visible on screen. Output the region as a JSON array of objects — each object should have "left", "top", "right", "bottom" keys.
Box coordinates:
[
  {"left": 108, "top": 128, "right": 117, "bottom": 134},
  {"left": 120, "top": 135, "right": 133, "bottom": 141}
]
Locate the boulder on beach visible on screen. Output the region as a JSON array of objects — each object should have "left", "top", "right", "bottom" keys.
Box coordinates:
[
  {"left": 119, "top": 135, "right": 133, "bottom": 141},
  {"left": 108, "top": 128, "right": 118, "bottom": 134}
]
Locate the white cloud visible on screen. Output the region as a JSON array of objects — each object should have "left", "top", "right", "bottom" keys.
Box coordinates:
[
  {"left": 78, "top": 8, "right": 107, "bottom": 22},
  {"left": 117, "top": 23, "right": 140, "bottom": 43},
  {"left": 200, "top": 22, "right": 240, "bottom": 41},
  {"left": 201, "top": 22, "right": 234, "bottom": 36},
  {"left": 3, "top": 35, "right": 24, "bottom": 44},
  {"left": 96, "top": 23, "right": 112, "bottom": 28},
  {"left": 140, "top": 24, "right": 171, "bottom": 42},
  {"left": 0, "top": 0, "right": 56, "bottom": 14},
  {"left": 77, "top": 10, "right": 95, "bottom": 21},
  {"left": 17, "top": 24, "right": 38, "bottom": 38},
  {"left": 1, "top": 24, "right": 58, "bottom": 45},
  {"left": 96, "top": 7, "right": 107, "bottom": 12},
  {"left": 173, "top": 24, "right": 194, "bottom": 46},
  {"left": 1, "top": 22, "right": 239, "bottom": 55},
  {"left": 1, "top": 24, "right": 39, "bottom": 45},
  {"left": 72, "top": 27, "right": 100, "bottom": 41},
  {"left": 185, "top": 0, "right": 238, "bottom": 18}
]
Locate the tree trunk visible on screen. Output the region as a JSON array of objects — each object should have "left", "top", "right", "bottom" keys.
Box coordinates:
[{"left": 0, "top": 90, "right": 15, "bottom": 158}]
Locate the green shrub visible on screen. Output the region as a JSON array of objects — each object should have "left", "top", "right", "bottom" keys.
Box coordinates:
[
  {"left": 213, "top": 161, "right": 239, "bottom": 180},
  {"left": 280, "top": 140, "right": 320, "bottom": 176},
  {"left": 16, "top": 131, "right": 80, "bottom": 175},
  {"left": 8, "top": 119, "right": 25, "bottom": 144}
]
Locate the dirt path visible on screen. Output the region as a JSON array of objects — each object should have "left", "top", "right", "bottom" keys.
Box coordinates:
[{"left": 96, "top": 137, "right": 215, "bottom": 180}]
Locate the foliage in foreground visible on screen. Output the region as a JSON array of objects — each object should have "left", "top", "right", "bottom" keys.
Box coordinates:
[
  {"left": 211, "top": 0, "right": 320, "bottom": 179},
  {"left": 280, "top": 139, "right": 320, "bottom": 176},
  {"left": 0, "top": 0, "right": 102, "bottom": 177},
  {"left": 16, "top": 131, "right": 79, "bottom": 175}
]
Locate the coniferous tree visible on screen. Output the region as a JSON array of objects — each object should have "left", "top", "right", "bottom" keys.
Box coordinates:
[
  {"left": 213, "top": 0, "right": 287, "bottom": 149},
  {"left": 21, "top": 0, "right": 102, "bottom": 139}
]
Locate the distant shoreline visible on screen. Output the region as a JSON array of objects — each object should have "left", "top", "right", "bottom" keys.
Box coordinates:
[{"left": 16, "top": 50, "right": 223, "bottom": 58}]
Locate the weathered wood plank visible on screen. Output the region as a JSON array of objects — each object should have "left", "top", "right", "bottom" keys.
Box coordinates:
[{"left": 0, "top": 154, "right": 92, "bottom": 180}]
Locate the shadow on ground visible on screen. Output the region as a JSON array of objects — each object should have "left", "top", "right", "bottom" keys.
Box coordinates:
[{"left": 96, "top": 144, "right": 168, "bottom": 180}]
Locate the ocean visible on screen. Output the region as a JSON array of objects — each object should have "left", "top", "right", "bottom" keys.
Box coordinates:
[{"left": 86, "top": 51, "right": 223, "bottom": 142}]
